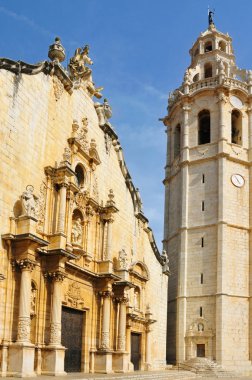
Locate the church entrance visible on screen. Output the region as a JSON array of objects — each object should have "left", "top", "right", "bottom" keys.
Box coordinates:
[
  {"left": 61, "top": 307, "right": 84, "bottom": 372},
  {"left": 197, "top": 344, "right": 205, "bottom": 357},
  {"left": 131, "top": 333, "right": 141, "bottom": 370}
]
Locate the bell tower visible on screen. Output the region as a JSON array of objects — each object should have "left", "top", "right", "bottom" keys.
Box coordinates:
[{"left": 163, "top": 15, "right": 252, "bottom": 370}]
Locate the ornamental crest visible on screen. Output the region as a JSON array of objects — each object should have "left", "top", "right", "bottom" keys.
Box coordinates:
[{"left": 64, "top": 282, "right": 84, "bottom": 309}]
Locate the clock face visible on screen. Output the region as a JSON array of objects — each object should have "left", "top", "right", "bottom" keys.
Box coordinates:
[
  {"left": 230, "top": 95, "right": 243, "bottom": 110},
  {"left": 231, "top": 174, "right": 245, "bottom": 188}
]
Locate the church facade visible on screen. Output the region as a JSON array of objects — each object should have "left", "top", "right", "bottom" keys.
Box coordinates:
[
  {"left": 163, "top": 17, "right": 252, "bottom": 371},
  {"left": 0, "top": 38, "right": 168, "bottom": 377}
]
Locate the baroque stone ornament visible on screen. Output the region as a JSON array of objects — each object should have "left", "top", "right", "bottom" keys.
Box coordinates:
[
  {"left": 71, "top": 218, "right": 83, "bottom": 245},
  {"left": 117, "top": 249, "right": 128, "bottom": 270},
  {"left": 37, "top": 181, "right": 47, "bottom": 233},
  {"left": 53, "top": 76, "right": 64, "bottom": 101},
  {"left": 17, "top": 316, "right": 31, "bottom": 342},
  {"left": 94, "top": 98, "right": 112, "bottom": 126},
  {"left": 48, "top": 37, "right": 66, "bottom": 63},
  {"left": 20, "top": 185, "right": 39, "bottom": 218},
  {"left": 68, "top": 45, "right": 93, "bottom": 80},
  {"left": 65, "top": 282, "right": 84, "bottom": 308}
]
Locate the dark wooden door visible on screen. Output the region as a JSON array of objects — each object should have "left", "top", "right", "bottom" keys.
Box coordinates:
[
  {"left": 131, "top": 333, "right": 141, "bottom": 370},
  {"left": 197, "top": 344, "right": 205, "bottom": 357},
  {"left": 61, "top": 307, "right": 84, "bottom": 372}
]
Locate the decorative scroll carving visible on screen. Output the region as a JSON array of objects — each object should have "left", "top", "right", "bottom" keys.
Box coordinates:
[
  {"left": 53, "top": 76, "right": 64, "bottom": 101},
  {"left": 77, "top": 117, "right": 89, "bottom": 152},
  {"left": 17, "top": 316, "right": 31, "bottom": 342},
  {"left": 44, "top": 271, "right": 65, "bottom": 282},
  {"left": 37, "top": 181, "right": 47, "bottom": 233},
  {"left": 75, "top": 192, "right": 88, "bottom": 210},
  {"left": 92, "top": 173, "right": 99, "bottom": 202}
]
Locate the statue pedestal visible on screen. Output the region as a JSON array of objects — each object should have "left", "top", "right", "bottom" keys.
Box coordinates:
[
  {"left": 49, "top": 233, "right": 67, "bottom": 250},
  {"left": 8, "top": 343, "right": 36, "bottom": 378},
  {"left": 42, "top": 346, "right": 66, "bottom": 376},
  {"left": 98, "top": 260, "right": 113, "bottom": 273},
  {"left": 16, "top": 216, "right": 38, "bottom": 235},
  {"left": 113, "top": 352, "right": 129, "bottom": 373},
  {"left": 94, "top": 350, "right": 113, "bottom": 373}
]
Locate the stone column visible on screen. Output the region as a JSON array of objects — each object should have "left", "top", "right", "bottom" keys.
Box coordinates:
[
  {"left": 182, "top": 104, "right": 190, "bottom": 161},
  {"left": 117, "top": 297, "right": 127, "bottom": 352},
  {"left": 100, "top": 291, "right": 111, "bottom": 350},
  {"left": 16, "top": 259, "right": 35, "bottom": 343},
  {"left": 49, "top": 272, "right": 65, "bottom": 346},
  {"left": 57, "top": 183, "right": 67, "bottom": 233},
  {"left": 218, "top": 92, "right": 227, "bottom": 142}
]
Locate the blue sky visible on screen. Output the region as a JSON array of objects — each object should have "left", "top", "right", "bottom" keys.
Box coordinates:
[{"left": 1, "top": 0, "right": 252, "bottom": 249}]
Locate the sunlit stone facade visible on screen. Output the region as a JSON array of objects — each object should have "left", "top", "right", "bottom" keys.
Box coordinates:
[
  {"left": 0, "top": 38, "right": 168, "bottom": 377},
  {"left": 163, "top": 18, "right": 252, "bottom": 372}
]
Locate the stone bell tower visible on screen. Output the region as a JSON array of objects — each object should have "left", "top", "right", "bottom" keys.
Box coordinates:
[{"left": 163, "top": 15, "right": 252, "bottom": 370}]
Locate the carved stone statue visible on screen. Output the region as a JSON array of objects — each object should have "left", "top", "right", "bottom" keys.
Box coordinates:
[
  {"left": 68, "top": 45, "right": 93, "bottom": 80},
  {"left": 86, "top": 76, "right": 103, "bottom": 99},
  {"left": 118, "top": 249, "right": 128, "bottom": 270},
  {"left": 94, "top": 98, "right": 112, "bottom": 126},
  {"left": 71, "top": 218, "right": 83, "bottom": 245},
  {"left": 20, "top": 185, "right": 38, "bottom": 218},
  {"left": 135, "top": 188, "right": 143, "bottom": 212},
  {"left": 208, "top": 10, "right": 214, "bottom": 26},
  {"left": 161, "top": 249, "right": 170, "bottom": 274}
]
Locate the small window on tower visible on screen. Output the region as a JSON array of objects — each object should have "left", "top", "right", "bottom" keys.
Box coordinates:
[
  {"left": 231, "top": 109, "right": 242, "bottom": 145},
  {"left": 204, "top": 41, "right": 213, "bottom": 52},
  {"left": 193, "top": 73, "right": 199, "bottom": 82},
  {"left": 200, "top": 307, "right": 203, "bottom": 317},
  {"left": 198, "top": 110, "right": 211, "bottom": 145},
  {"left": 201, "top": 273, "right": 204, "bottom": 284},
  {"left": 174, "top": 124, "right": 181, "bottom": 158},
  {"left": 204, "top": 62, "right": 212, "bottom": 78}
]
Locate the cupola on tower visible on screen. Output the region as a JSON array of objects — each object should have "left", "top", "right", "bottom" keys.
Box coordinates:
[{"left": 163, "top": 14, "right": 252, "bottom": 371}]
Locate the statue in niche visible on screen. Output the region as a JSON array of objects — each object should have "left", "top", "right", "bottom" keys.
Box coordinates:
[
  {"left": 30, "top": 285, "right": 36, "bottom": 317},
  {"left": 198, "top": 323, "right": 204, "bottom": 332},
  {"left": 71, "top": 218, "right": 83, "bottom": 245},
  {"left": 118, "top": 249, "right": 128, "bottom": 270},
  {"left": 20, "top": 185, "right": 38, "bottom": 218},
  {"left": 68, "top": 45, "right": 93, "bottom": 80}
]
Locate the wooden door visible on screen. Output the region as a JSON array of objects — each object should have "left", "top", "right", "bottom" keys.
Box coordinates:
[
  {"left": 131, "top": 333, "right": 141, "bottom": 370},
  {"left": 197, "top": 344, "right": 205, "bottom": 357},
  {"left": 61, "top": 307, "right": 84, "bottom": 372}
]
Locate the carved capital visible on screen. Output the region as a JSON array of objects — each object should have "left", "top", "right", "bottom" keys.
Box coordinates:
[
  {"left": 99, "top": 290, "right": 112, "bottom": 298},
  {"left": 44, "top": 271, "right": 65, "bottom": 282},
  {"left": 114, "top": 296, "right": 129, "bottom": 304},
  {"left": 182, "top": 105, "right": 191, "bottom": 112},
  {"left": 15, "top": 259, "right": 36, "bottom": 272}
]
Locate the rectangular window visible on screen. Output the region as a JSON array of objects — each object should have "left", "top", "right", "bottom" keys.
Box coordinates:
[
  {"left": 201, "top": 237, "right": 204, "bottom": 247},
  {"left": 200, "top": 307, "right": 203, "bottom": 317},
  {"left": 202, "top": 201, "right": 205, "bottom": 211},
  {"left": 201, "top": 273, "right": 203, "bottom": 284},
  {"left": 202, "top": 174, "right": 205, "bottom": 183}
]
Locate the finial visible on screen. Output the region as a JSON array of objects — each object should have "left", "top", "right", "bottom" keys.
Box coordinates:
[
  {"left": 208, "top": 8, "right": 215, "bottom": 27},
  {"left": 48, "top": 36, "right": 65, "bottom": 63}
]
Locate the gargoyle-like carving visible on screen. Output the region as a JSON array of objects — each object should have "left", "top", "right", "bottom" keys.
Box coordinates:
[
  {"left": 161, "top": 249, "right": 170, "bottom": 274},
  {"left": 68, "top": 45, "right": 93, "bottom": 80},
  {"left": 20, "top": 185, "right": 39, "bottom": 218}
]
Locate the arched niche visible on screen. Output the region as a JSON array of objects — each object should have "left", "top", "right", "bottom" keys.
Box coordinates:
[
  {"left": 74, "top": 163, "right": 86, "bottom": 188},
  {"left": 198, "top": 110, "right": 211, "bottom": 145},
  {"left": 193, "top": 73, "right": 199, "bottom": 82},
  {"left": 218, "top": 40, "right": 226, "bottom": 52},
  {"left": 204, "top": 40, "right": 213, "bottom": 53},
  {"left": 129, "top": 261, "right": 150, "bottom": 281},
  {"left": 71, "top": 209, "right": 84, "bottom": 247},
  {"left": 174, "top": 124, "right": 181, "bottom": 158},
  {"left": 231, "top": 109, "right": 242, "bottom": 145},
  {"left": 204, "top": 62, "right": 212, "bottom": 78}
]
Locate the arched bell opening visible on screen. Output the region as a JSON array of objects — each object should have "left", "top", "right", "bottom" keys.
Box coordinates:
[
  {"left": 231, "top": 109, "right": 242, "bottom": 145},
  {"left": 198, "top": 110, "right": 211, "bottom": 145},
  {"left": 174, "top": 124, "right": 181, "bottom": 158}
]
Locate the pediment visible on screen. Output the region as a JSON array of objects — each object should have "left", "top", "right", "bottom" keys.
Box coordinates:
[{"left": 129, "top": 261, "right": 149, "bottom": 281}]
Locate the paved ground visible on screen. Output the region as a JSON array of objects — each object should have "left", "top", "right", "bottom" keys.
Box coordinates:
[{"left": 6, "top": 370, "right": 252, "bottom": 380}]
